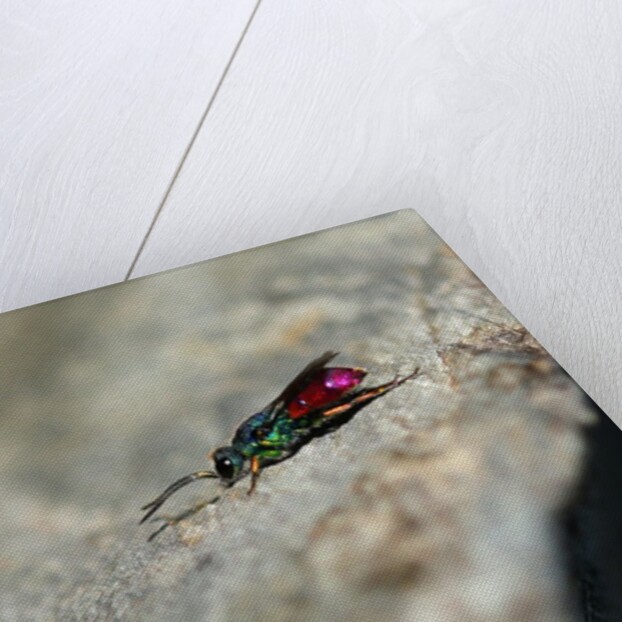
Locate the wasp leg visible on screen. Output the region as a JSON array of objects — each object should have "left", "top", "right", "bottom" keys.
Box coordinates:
[
  {"left": 322, "top": 368, "right": 420, "bottom": 417},
  {"left": 247, "top": 455, "right": 261, "bottom": 495},
  {"left": 147, "top": 493, "right": 221, "bottom": 542}
]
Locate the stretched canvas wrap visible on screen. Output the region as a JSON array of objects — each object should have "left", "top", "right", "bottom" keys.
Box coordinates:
[{"left": 0, "top": 210, "right": 619, "bottom": 621}]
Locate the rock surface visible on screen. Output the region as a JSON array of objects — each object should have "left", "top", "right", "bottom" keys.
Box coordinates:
[{"left": 0, "top": 211, "right": 597, "bottom": 620}]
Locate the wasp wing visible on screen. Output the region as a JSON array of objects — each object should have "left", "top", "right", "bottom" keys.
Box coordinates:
[{"left": 269, "top": 351, "right": 339, "bottom": 408}]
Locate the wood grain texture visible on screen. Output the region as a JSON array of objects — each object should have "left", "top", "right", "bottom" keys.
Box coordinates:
[
  {"left": 133, "top": 0, "right": 622, "bottom": 423},
  {"left": 0, "top": 0, "right": 257, "bottom": 312}
]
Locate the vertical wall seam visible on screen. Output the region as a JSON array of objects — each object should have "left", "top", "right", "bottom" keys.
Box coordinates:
[{"left": 125, "top": 0, "right": 265, "bottom": 280}]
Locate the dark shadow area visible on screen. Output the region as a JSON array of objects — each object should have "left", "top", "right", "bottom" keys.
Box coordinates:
[{"left": 563, "top": 396, "right": 622, "bottom": 622}]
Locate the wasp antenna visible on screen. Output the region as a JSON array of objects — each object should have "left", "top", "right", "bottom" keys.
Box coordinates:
[{"left": 139, "top": 470, "right": 217, "bottom": 524}]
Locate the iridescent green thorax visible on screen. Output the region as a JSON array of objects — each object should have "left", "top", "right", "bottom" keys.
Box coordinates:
[{"left": 232, "top": 409, "right": 302, "bottom": 460}]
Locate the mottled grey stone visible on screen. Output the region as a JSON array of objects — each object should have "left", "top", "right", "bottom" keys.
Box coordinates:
[{"left": 0, "top": 211, "right": 595, "bottom": 621}]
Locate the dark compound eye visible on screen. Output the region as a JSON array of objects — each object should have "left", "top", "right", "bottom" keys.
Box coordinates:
[
  {"left": 212, "top": 447, "right": 244, "bottom": 481},
  {"left": 215, "top": 456, "right": 235, "bottom": 480}
]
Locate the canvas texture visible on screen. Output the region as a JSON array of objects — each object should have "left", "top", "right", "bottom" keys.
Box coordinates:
[{"left": 0, "top": 210, "right": 618, "bottom": 621}]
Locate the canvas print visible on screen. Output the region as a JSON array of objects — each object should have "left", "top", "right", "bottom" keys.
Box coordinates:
[{"left": 0, "top": 210, "right": 619, "bottom": 621}]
